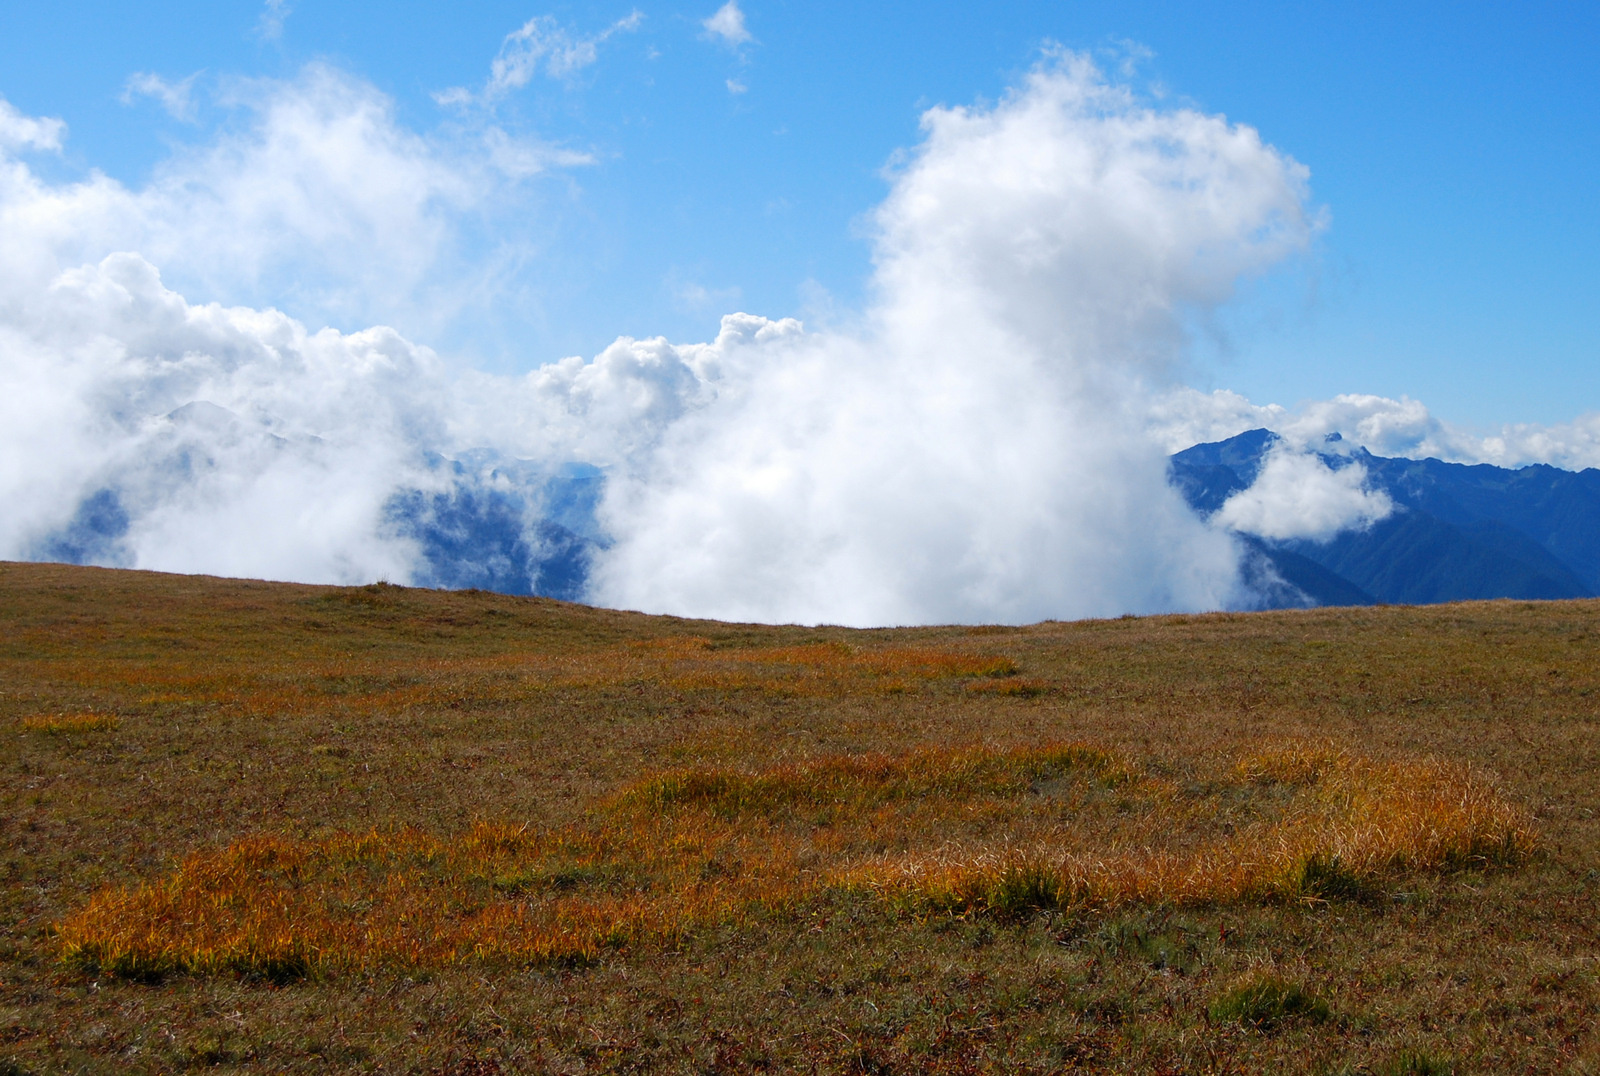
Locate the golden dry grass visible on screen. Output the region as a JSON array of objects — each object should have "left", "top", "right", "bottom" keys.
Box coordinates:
[
  {"left": 56, "top": 740, "right": 1532, "bottom": 981},
  {"left": 18, "top": 711, "right": 120, "bottom": 733}
]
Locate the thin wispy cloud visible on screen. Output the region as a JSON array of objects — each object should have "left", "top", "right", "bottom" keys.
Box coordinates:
[
  {"left": 668, "top": 271, "right": 741, "bottom": 312},
  {"left": 121, "top": 72, "right": 202, "bottom": 122},
  {"left": 437, "top": 11, "right": 644, "bottom": 107},
  {"left": 255, "top": 0, "right": 292, "bottom": 42},
  {"left": 702, "top": 1, "right": 753, "bottom": 47},
  {"left": 482, "top": 125, "right": 595, "bottom": 177}
]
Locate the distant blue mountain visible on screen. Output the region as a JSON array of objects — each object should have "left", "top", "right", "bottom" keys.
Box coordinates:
[
  {"left": 1171, "top": 430, "right": 1600, "bottom": 608},
  {"left": 36, "top": 487, "right": 132, "bottom": 566},
  {"left": 28, "top": 448, "right": 609, "bottom": 601},
  {"left": 382, "top": 457, "right": 607, "bottom": 602}
]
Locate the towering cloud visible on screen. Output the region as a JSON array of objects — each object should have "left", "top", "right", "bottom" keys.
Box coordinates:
[
  {"left": 590, "top": 55, "right": 1318, "bottom": 623},
  {"left": 0, "top": 53, "right": 1434, "bottom": 625}
]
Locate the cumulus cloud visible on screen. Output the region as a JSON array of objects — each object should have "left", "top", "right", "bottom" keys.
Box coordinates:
[
  {"left": 588, "top": 53, "right": 1319, "bottom": 624},
  {"left": 0, "top": 69, "right": 583, "bottom": 349},
  {"left": 1153, "top": 387, "right": 1600, "bottom": 470},
  {"left": 702, "top": 2, "right": 754, "bottom": 47},
  {"left": 0, "top": 54, "right": 1377, "bottom": 625},
  {"left": 437, "top": 11, "right": 644, "bottom": 106},
  {"left": 1213, "top": 444, "right": 1393, "bottom": 542},
  {"left": 0, "top": 77, "right": 615, "bottom": 587},
  {"left": 0, "top": 253, "right": 437, "bottom": 582},
  {"left": 0, "top": 249, "right": 751, "bottom": 585},
  {"left": 122, "top": 72, "right": 202, "bottom": 122}
]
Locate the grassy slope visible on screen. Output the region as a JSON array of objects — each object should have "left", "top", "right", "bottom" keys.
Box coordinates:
[{"left": 1, "top": 560, "right": 1598, "bottom": 1074}]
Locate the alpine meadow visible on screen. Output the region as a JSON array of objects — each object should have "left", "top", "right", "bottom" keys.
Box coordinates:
[
  {"left": 3, "top": 4, "right": 1600, "bottom": 1074},
  {"left": 2, "top": 561, "right": 1597, "bottom": 1073}
]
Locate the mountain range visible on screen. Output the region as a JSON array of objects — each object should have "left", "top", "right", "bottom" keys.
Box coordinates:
[{"left": 1170, "top": 429, "right": 1600, "bottom": 608}]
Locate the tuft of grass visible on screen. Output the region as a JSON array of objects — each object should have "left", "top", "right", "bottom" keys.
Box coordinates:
[
  {"left": 979, "top": 860, "right": 1069, "bottom": 920},
  {"left": 1379, "top": 1050, "right": 1455, "bottom": 1075},
  {"left": 966, "top": 676, "right": 1055, "bottom": 697},
  {"left": 865, "top": 748, "right": 1533, "bottom": 916},
  {"left": 19, "top": 712, "right": 120, "bottom": 733},
  {"left": 619, "top": 741, "right": 1130, "bottom": 818},
  {"left": 1094, "top": 915, "right": 1204, "bottom": 973},
  {"left": 1208, "top": 973, "right": 1331, "bottom": 1029},
  {"left": 1237, "top": 742, "right": 1347, "bottom": 785},
  {"left": 1288, "top": 853, "right": 1373, "bottom": 902}
]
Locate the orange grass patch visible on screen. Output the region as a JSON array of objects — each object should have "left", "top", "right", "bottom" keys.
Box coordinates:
[
  {"left": 57, "top": 741, "right": 1533, "bottom": 979},
  {"left": 19, "top": 711, "right": 121, "bottom": 733},
  {"left": 520, "top": 640, "right": 1020, "bottom": 696},
  {"left": 865, "top": 745, "right": 1534, "bottom": 917},
  {"left": 53, "top": 639, "right": 1022, "bottom": 724}
]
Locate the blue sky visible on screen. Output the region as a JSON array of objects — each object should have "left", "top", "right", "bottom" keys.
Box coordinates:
[{"left": 3, "top": 0, "right": 1596, "bottom": 429}]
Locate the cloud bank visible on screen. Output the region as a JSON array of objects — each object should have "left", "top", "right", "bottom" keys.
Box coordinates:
[{"left": 7, "top": 51, "right": 1562, "bottom": 624}]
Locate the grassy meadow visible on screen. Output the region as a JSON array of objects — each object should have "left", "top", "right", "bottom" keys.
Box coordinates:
[{"left": 1, "top": 560, "right": 1598, "bottom": 1073}]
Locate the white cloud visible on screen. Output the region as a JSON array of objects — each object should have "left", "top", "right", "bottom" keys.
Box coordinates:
[
  {"left": 0, "top": 98, "right": 64, "bottom": 152},
  {"left": 0, "top": 77, "right": 774, "bottom": 587},
  {"left": 482, "top": 125, "right": 596, "bottom": 176},
  {"left": 1479, "top": 414, "right": 1600, "bottom": 470},
  {"left": 1213, "top": 444, "right": 1394, "bottom": 543},
  {"left": 1153, "top": 387, "right": 1600, "bottom": 470},
  {"left": 1147, "top": 388, "right": 1286, "bottom": 454},
  {"left": 0, "top": 253, "right": 439, "bottom": 582},
  {"left": 255, "top": 0, "right": 292, "bottom": 42},
  {"left": 122, "top": 72, "right": 202, "bottom": 122},
  {"left": 0, "top": 67, "right": 588, "bottom": 347},
  {"left": 588, "top": 53, "right": 1319, "bottom": 624},
  {"left": 3, "top": 54, "right": 1434, "bottom": 625},
  {"left": 438, "top": 11, "right": 644, "bottom": 106},
  {"left": 726, "top": 78, "right": 748, "bottom": 95},
  {"left": 0, "top": 250, "right": 751, "bottom": 586},
  {"left": 703, "top": 2, "right": 754, "bottom": 47}
]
